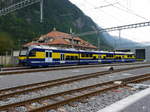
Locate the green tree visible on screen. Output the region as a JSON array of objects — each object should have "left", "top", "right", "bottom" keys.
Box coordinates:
[{"left": 0, "top": 32, "right": 14, "bottom": 53}]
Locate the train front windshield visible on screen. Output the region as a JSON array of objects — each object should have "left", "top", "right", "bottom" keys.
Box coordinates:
[{"left": 19, "top": 48, "right": 28, "bottom": 56}]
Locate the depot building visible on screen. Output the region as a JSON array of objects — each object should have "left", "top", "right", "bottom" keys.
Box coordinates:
[{"left": 117, "top": 46, "right": 150, "bottom": 62}]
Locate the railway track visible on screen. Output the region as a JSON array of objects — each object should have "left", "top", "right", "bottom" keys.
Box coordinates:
[
  {"left": 0, "top": 64, "right": 150, "bottom": 100},
  {"left": 0, "top": 62, "right": 149, "bottom": 75},
  {"left": 2, "top": 66, "right": 29, "bottom": 71},
  {"left": 0, "top": 71, "right": 150, "bottom": 111}
]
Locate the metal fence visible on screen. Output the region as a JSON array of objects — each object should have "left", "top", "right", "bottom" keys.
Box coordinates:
[{"left": 0, "top": 51, "right": 19, "bottom": 66}]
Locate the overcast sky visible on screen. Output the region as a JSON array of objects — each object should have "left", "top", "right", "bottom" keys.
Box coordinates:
[{"left": 69, "top": 0, "right": 150, "bottom": 43}]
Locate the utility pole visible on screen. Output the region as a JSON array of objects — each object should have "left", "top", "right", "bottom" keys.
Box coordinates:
[
  {"left": 114, "top": 36, "right": 116, "bottom": 51},
  {"left": 40, "top": 0, "right": 44, "bottom": 23},
  {"left": 118, "top": 29, "right": 121, "bottom": 48},
  {"left": 70, "top": 28, "right": 74, "bottom": 48},
  {"left": 97, "top": 31, "right": 100, "bottom": 50}
]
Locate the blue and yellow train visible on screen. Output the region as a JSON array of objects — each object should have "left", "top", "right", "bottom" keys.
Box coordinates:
[{"left": 18, "top": 45, "right": 136, "bottom": 67}]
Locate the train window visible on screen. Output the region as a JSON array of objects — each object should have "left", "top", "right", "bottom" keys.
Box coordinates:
[
  {"left": 81, "top": 53, "right": 93, "bottom": 57},
  {"left": 66, "top": 56, "right": 69, "bottom": 60},
  {"left": 115, "top": 56, "right": 121, "bottom": 59},
  {"left": 127, "top": 55, "right": 132, "bottom": 58},
  {"left": 106, "top": 54, "right": 113, "bottom": 57},
  {"left": 86, "top": 54, "right": 89, "bottom": 57},
  {"left": 71, "top": 56, "right": 74, "bottom": 60},
  {"left": 20, "top": 48, "right": 28, "bottom": 56},
  {"left": 46, "top": 52, "right": 52, "bottom": 57},
  {"left": 46, "top": 52, "right": 48, "bottom": 57},
  {"left": 75, "top": 56, "right": 78, "bottom": 60},
  {"left": 49, "top": 52, "right": 52, "bottom": 57},
  {"left": 28, "top": 50, "right": 36, "bottom": 57},
  {"left": 87, "top": 54, "right": 91, "bottom": 57},
  {"left": 88, "top": 54, "right": 92, "bottom": 57},
  {"left": 93, "top": 56, "right": 96, "bottom": 60},
  {"left": 69, "top": 56, "right": 78, "bottom": 60},
  {"left": 68, "top": 56, "right": 71, "bottom": 60},
  {"left": 81, "top": 53, "right": 84, "bottom": 57},
  {"left": 66, "top": 56, "right": 78, "bottom": 60},
  {"left": 61, "top": 54, "right": 65, "bottom": 60}
]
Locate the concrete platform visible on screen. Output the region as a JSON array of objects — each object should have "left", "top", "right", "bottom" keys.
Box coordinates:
[{"left": 98, "top": 87, "right": 150, "bottom": 112}]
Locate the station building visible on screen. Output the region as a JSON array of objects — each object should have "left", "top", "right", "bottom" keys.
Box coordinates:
[
  {"left": 117, "top": 46, "right": 150, "bottom": 62},
  {"left": 24, "top": 29, "right": 97, "bottom": 50}
]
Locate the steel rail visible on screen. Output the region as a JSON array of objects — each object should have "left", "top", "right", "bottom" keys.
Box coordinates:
[
  {"left": 27, "top": 74, "right": 150, "bottom": 112},
  {"left": 1, "top": 62, "right": 145, "bottom": 93},
  {"left": 0, "top": 73, "right": 150, "bottom": 111},
  {"left": 0, "top": 62, "right": 149, "bottom": 75},
  {"left": 0, "top": 64, "right": 150, "bottom": 100},
  {"left": 2, "top": 66, "right": 29, "bottom": 71}
]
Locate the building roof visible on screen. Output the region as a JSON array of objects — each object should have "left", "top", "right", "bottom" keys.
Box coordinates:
[{"left": 24, "top": 30, "right": 97, "bottom": 49}]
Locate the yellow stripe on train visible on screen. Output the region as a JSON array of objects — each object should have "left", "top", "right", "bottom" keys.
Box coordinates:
[{"left": 18, "top": 57, "right": 27, "bottom": 60}]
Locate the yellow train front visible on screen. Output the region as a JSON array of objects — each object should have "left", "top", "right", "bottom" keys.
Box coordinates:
[{"left": 18, "top": 46, "right": 136, "bottom": 67}]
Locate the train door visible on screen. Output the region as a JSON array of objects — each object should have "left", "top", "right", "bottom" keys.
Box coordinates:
[
  {"left": 60, "top": 53, "right": 65, "bottom": 64},
  {"left": 45, "top": 50, "right": 52, "bottom": 63},
  {"left": 98, "top": 54, "right": 102, "bottom": 63}
]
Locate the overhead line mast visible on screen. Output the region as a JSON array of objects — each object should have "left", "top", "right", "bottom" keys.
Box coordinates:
[
  {"left": 75, "top": 21, "right": 150, "bottom": 37},
  {"left": 0, "top": 0, "right": 44, "bottom": 22},
  {"left": 40, "top": 0, "right": 44, "bottom": 23}
]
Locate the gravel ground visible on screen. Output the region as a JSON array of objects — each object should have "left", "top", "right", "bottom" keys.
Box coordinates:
[
  {"left": 62, "top": 87, "right": 141, "bottom": 112},
  {"left": 62, "top": 82, "right": 150, "bottom": 112},
  {"left": 0, "top": 63, "right": 150, "bottom": 90},
  {"left": 1, "top": 67, "right": 150, "bottom": 106}
]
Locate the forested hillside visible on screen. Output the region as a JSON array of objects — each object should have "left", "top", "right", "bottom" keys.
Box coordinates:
[{"left": 0, "top": 0, "right": 112, "bottom": 52}]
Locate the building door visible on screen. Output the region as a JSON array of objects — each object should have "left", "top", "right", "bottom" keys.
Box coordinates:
[
  {"left": 98, "top": 54, "right": 102, "bottom": 63},
  {"left": 136, "top": 49, "right": 145, "bottom": 59},
  {"left": 45, "top": 50, "right": 52, "bottom": 63}
]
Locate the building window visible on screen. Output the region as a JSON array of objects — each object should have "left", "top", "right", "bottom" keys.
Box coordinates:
[
  {"left": 65, "top": 39, "right": 70, "bottom": 42},
  {"left": 74, "top": 40, "right": 80, "bottom": 44}
]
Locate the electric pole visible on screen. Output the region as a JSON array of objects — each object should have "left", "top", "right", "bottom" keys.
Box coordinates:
[
  {"left": 70, "top": 28, "right": 74, "bottom": 48},
  {"left": 40, "top": 0, "right": 44, "bottom": 23},
  {"left": 118, "top": 29, "right": 121, "bottom": 48},
  {"left": 97, "top": 31, "right": 100, "bottom": 50}
]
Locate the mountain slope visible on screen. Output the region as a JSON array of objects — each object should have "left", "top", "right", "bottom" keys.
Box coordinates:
[
  {"left": 0, "top": 0, "right": 112, "bottom": 51},
  {"left": 102, "top": 32, "right": 143, "bottom": 49}
]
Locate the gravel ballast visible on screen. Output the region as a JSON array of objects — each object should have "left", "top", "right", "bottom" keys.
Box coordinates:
[{"left": 0, "top": 64, "right": 150, "bottom": 112}]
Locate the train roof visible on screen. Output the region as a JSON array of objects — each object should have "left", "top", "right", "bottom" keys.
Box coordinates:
[{"left": 27, "top": 45, "right": 134, "bottom": 54}]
